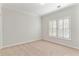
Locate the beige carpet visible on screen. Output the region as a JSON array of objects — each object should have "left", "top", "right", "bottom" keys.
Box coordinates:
[{"left": 0, "top": 40, "right": 79, "bottom": 56}]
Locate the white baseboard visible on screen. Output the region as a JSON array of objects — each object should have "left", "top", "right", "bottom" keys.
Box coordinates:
[
  {"left": 43, "top": 39, "right": 79, "bottom": 50},
  {"left": 0, "top": 39, "right": 41, "bottom": 49},
  {"left": 2, "top": 38, "right": 79, "bottom": 50}
]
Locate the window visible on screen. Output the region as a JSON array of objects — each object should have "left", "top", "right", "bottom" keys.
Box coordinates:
[
  {"left": 49, "top": 20, "right": 53, "bottom": 36},
  {"left": 49, "top": 17, "right": 71, "bottom": 40},
  {"left": 49, "top": 20, "right": 57, "bottom": 37},
  {"left": 58, "top": 19, "right": 63, "bottom": 38},
  {"left": 63, "top": 18, "right": 70, "bottom": 39},
  {"left": 52, "top": 20, "right": 57, "bottom": 37}
]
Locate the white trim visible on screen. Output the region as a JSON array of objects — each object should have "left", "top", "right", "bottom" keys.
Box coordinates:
[
  {"left": 0, "top": 39, "right": 41, "bottom": 49},
  {"left": 43, "top": 39, "right": 79, "bottom": 50},
  {"left": 49, "top": 17, "right": 71, "bottom": 40}
]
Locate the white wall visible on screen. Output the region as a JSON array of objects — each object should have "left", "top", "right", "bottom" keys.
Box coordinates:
[
  {"left": 2, "top": 7, "right": 41, "bottom": 48},
  {"left": 42, "top": 4, "right": 79, "bottom": 49},
  {"left": 0, "top": 16, "right": 2, "bottom": 48},
  {"left": 0, "top": 4, "right": 2, "bottom": 48}
]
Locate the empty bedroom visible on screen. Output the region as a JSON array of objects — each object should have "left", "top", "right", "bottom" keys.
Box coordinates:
[{"left": 0, "top": 3, "right": 79, "bottom": 56}]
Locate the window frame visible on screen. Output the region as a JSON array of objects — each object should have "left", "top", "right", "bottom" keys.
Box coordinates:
[{"left": 49, "top": 17, "right": 71, "bottom": 40}]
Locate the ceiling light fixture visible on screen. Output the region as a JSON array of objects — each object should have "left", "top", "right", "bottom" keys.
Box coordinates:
[{"left": 57, "top": 5, "right": 61, "bottom": 8}]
